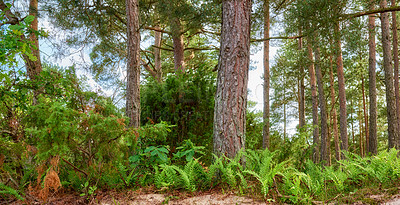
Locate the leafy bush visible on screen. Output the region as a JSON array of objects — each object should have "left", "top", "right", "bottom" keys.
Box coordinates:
[{"left": 140, "top": 65, "right": 216, "bottom": 162}]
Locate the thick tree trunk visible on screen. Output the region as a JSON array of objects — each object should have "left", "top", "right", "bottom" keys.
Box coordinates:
[
  {"left": 368, "top": 3, "right": 378, "bottom": 155},
  {"left": 154, "top": 28, "right": 163, "bottom": 82},
  {"left": 213, "top": 0, "right": 251, "bottom": 158},
  {"left": 380, "top": 0, "right": 399, "bottom": 149},
  {"left": 170, "top": 18, "right": 185, "bottom": 72},
  {"left": 392, "top": 0, "right": 400, "bottom": 141},
  {"left": 263, "top": 0, "right": 270, "bottom": 149},
  {"left": 335, "top": 22, "right": 348, "bottom": 153},
  {"left": 307, "top": 43, "right": 319, "bottom": 163},
  {"left": 329, "top": 56, "right": 341, "bottom": 161},
  {"left": 126, "top": 0, "right": 141, "bottom": 128},
  {"left": 315, "top": 47, "right": 328, "bottom": 163}
]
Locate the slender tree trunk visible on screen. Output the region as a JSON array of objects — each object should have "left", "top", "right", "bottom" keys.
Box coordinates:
[
  {"left": 307, "top": 43, "right": 319, "bottom": 163},
  {"left": 392, "top": 0, "right": 400, "bottom": 142},
  {"left": 299, "top": 29, "right": 306, "bottom": 130},
  {"left": 380, "top": 0, "right": 399, "bottom": 149},
  {"left": 126, "top": 0, "right": 141, "bottom": 128},
  {"left": 154, "top": 28, "right": 163, "bottom": 82},
  {"left": 315, "top": 47, "right": 328, "bottom": 163},
  {"left": 368, "top": 3, "right": 378, "bottom": 155},
  {"left": 170, "top": 18, "right": 185, "bottom": 72},
  {"left": 21, "top": 0, "right": 42, "bottom": 105},
  {"left": 361, "top": 76, "right": 369, "bottom": 154},
  {"left": 335, "top": 21, "right": 348, "bottom": 153},
  {"left": 213, "top": 0, "right": 251, "bottom": 158},
  {"left": 359, "top": 104, "right": 364, "bottom": 157},
  {"left": 24, "top": 0, "right": 42, "bottom": 80},
  {"left": 329, "top": 56, "right": 340, "bottom": 161},
  {"left": 263, "top": 0, "right": 270, "bottom": 149}
]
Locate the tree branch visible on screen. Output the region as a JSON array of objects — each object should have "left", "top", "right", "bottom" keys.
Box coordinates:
[
  {"left": 151, "top": 45, "right": 174, "bottom": 52},
  {"left": 251, "top": 35, "right": 303, "bottom": 42},
  {"left": 62, "top": 158, "right": 88, "bottom": 177},
  {"left": 0, "top": 0, "right": 20, "bottom": 25},
  {"left": 341, "top": 6, "right": 400, "bottom": 19},
  {"left": 145, "top": 26, "right": 171, "bottom": 34}
]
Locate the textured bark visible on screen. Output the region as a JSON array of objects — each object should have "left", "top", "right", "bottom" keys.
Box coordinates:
[
  {"left": 307, "top": 43, "right": 319, "bottom": 163},
  {"left": 329, "top": 56, "right": 340, "bottom": 161},
  {"left": 170, "top": 18, "right": 185, "bottom": 72},
  {"left": 24, "top": 0, "right": 42, "bottom": 81},
  {"left": 263, "top": 0, "right": 270, "bottom": 149},
  {"left": 126, "top": 0, "right": 141, "bottom": 128},
  {"left": 368, "top": 3, "right": 378, "bottom": 155},
  {"left": 154, "top": 28, "right": 163, "bottom": 82},
  {"left": 335, "top": 22, "right": 348, "bottom": 152},
  {"left": 392, "top": 0, "right": 400, "bottom": 140},
  {"left": 213, "top": 0, "right": 251, "bottom": 158},
  {"left": 380, "top": 0, "right": 399, "bottom": 149},
  {"left": 315, "top": 47, "right": 328, "bottom": 163}
]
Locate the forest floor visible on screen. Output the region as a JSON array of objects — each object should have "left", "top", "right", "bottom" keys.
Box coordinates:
[{"left": 6, "top": 187, "right": 400, "bottom": 205}]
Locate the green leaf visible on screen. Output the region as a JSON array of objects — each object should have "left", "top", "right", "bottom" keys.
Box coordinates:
[{"left": 24, "top": 15, "right": 35, "bottom": 24}]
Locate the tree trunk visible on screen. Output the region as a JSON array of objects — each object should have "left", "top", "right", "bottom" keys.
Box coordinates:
[
  {"left": 21, "top": 0, "right": 42, "bottom": 105},
  {"left": 263, "top": 0, "right": 270, "bottom": 149},
  {"left": 368, "top": 2, "right": 378, "bottom": 155},
  {"left": 170, "top": 18, "right": 185, "bottom": 72},
  {"left": 329, "top": 56, "right": 341, "bottom": 160},
  {"left": 315, "top": 47, "right": 328, "bottom": 163},
  {"left": 24, "top": 0, "right": 42, "bottom": 80},
  {"left": 392, "top": 0, "right": 400, "bottom": 142},
  {"left": 154, "top": 28, "right": 163, "bottom": 82},
  {"left": 335, "top": 21, "right": 348, "bottom": 153},
  {"left": 126, "top": 0, "right": 141, "bottom": 128},
  {"left": 299, "top": 29, "right": 306, "bottom": 130},
  {"left": 362, "top": 76, "right": 369, "bottom": 154},
  {"left": 307, "top": 43, "right": 319, "bottom": 163},
  {"left": 359, "top": 103, "right": 364, "bottom": 157},
  {"left": 380, "top": 0, "right": 399, "bottom": 149},
  {"left": 213, "top": 0, "right": 251, "bottom": 158}
]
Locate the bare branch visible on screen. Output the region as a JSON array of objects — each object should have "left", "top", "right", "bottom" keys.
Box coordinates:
[
  {"left": 342, "top": 6, "right": 400, "bottom": 19},
  {"left": 251, "top": 35, "right": 303, "bottom": 42}
]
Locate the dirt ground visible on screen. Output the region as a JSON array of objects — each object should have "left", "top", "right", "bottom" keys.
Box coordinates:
[{"left": 4, "top": 188, "right": 400, "bottom": 205}]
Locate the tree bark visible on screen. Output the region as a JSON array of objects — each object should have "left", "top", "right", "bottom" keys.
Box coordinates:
[
  {"left": 335, "top": 21, "right": 348, "bottom": 153},
  {"left": 154, "top": 28, "right": 163, "bottom": 82},
  {"left": 368, "top": 2, "right": 378, "bottom": 155},
  {"left": 315, "top": 47, "right": 328, "bottom": 163},
  {"left": 170, "top": 18, "right": 185, "bottom": 72},
  {"left": 263, "top": 0, "right": 270, "bottom": 150},
  {"left": 126, "top": 0, "right": 141, "bottom": 128},
  {"left": 213, "top": 0, "right": 251, "bottom": 158},
  {"left": 307, "top": 43, "right": 319, "bottom": 163},
  {"left": 329, "top": 56, "right": 340, "bottom": 161},
  {"left": 380, "top": 0, "right": 399, "bottom": 149},
  {"left": 24, "top": 0, "right": 42, "bottom": 81},
  {"left": 392, "top": 0, "right": 400, "bottom": 142}
]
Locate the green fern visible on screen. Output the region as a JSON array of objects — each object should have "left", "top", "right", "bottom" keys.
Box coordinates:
[
  {"left": 0, "top": 183, "right": 24, "bottom": 201},
  {"left": 243, "top": 149, "right": 286, "bottom": 198}
]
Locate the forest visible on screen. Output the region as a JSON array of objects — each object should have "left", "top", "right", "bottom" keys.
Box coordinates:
[{"left": 1, "top": 0, "right": 400, "bottom": 204}]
